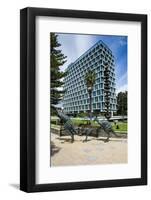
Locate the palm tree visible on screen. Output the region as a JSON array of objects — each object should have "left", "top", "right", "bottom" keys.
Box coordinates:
[{"left": 85, "top": 70, "right": 96, "bottom": 124}]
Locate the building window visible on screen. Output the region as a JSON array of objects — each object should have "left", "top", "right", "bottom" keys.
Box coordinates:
[
  {"left": 93, "top": 104, "right": 96, "bottom": 109},
  {"left": 97, "top": 103, "right": 100, "bottom": 108},
  {"left": 96, "top": 78, "right": 100, "bottom": 84},
  {"left": 93, "top": 91, "right": 96, "bottom": 96},
  {"left": 95, "top": 97, "right": 98, "bottom": 102},
  {"left": 95, "top": 85, "right": 98, "bottom": 90},
  {"left": 97, "top": 90, "right": 100, "bottom": 95}
]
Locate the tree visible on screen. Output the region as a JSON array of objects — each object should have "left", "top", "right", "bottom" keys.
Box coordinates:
[
  {"left": 50, "top": 33, "right": 67, "bottom": 113},
  {"left": 117, "top": 91, "right": 127, "bottom": 116},
  {"left": 85, "top": 69, "right": 96, "bottom": 123},
  {"left": 104, "top": 62, "right": 111, "bottom": 120}
]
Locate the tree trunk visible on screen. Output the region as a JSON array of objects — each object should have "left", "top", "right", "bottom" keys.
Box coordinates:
[{"left": 89, "top": 91, "right": 92, "bottom": 124}]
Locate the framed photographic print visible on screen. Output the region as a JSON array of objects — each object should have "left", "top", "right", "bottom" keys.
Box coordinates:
[{"left": 20, "top": 7, "right": 147, "bottom": 192}]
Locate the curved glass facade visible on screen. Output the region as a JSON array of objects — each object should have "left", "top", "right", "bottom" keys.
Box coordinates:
[{"left": 63, "top": 40, "right": 116, "bottom": 114}]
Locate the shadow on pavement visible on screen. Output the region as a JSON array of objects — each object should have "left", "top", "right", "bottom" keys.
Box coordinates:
[
  {"left": 51, "top": 141, "right": 61, "bottom": 156},
  {"left": 56, "top": 137, "right": 73, "bottom": 143}
]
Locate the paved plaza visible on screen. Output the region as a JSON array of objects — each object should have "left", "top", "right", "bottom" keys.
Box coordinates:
[{"left": 51, "top": 133, "right": 127, "bottom": 167}]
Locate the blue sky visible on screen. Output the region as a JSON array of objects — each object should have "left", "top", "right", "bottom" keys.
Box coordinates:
[{"left": 57, "top": 33, "right": 127, "bottom": 94}]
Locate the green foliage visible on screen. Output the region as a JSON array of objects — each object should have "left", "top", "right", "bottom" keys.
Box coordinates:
[
  {"left": 77, "top": 112, "right": 88, "bottom": 118},
  {"left": 117, "top": 91, "right": 127, "bottom": 115},
  {"left": 116, "top": 125, "right": 119, "bottom": 129},
  {"left": 85, "top": 70, "right": 96, "bottom": 89},
  {"left": 84, "top": 70, "right": 96, "bottom": 121},
  {"left": 50, "top": 33, "right": 67, "bottom": 110}
]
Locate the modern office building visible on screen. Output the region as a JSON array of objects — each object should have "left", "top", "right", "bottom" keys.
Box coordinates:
[{"left": 63, "top": 40, "right": 116, "bottom": 114}]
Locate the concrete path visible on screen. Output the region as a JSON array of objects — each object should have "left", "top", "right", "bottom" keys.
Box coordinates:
[{"left": 51, "top": 133, "right": 127, "bottom": 167}]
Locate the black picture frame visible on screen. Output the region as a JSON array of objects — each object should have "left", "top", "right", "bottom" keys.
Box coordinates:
[{"left": 20, "top": 7, "right": 147, "bottom": 192}]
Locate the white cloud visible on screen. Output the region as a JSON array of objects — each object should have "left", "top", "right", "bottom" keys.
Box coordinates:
[
  {"left": 116, "top": 84, "right": 127, "bottom": 94},
  {"left": 117, "top": 71, "right": 127, "bottom": 85},
  {"left": 58, "top": 34, "right": 94, "bottom": 72},
  {"left": 74, "top": 35, "right": 94, "bottom": 58},
  {"left": 116, "top": 71, "right": 127, "bottom": 94}
]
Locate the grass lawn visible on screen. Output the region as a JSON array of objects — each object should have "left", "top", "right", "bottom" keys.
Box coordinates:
[
  {"left": 51, "top": 124, "right": 60, "bottom": 130},
  {"left": 51, "top": 118, "right": 127, "bottom": 133},
  {"left": 112, "top": 122, "right": 127, "bottom": 132},
  {"left": 71, "top": 119, "right": 127, "bottom": 132}
]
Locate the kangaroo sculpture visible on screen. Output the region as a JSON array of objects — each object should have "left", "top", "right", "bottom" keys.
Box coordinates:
[
  {"left": 53, "top": 106, "right": 122, "bottom": 143},
  {"left": 84, "top": 117, "right": 121, "bottom": 142},
  {"left": 55, "top": 109, "right": 77, "bottom": 143}
]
